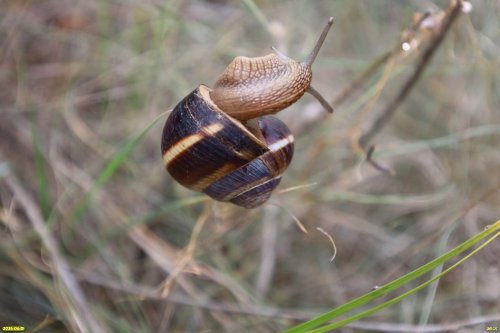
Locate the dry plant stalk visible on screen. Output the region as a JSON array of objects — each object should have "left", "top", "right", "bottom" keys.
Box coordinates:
[
  {"left": 159, "top": 202, "right": 211, "bottom": 297},
  {"left": 358, "top": 0, "right": 470, "bottom": 148}
]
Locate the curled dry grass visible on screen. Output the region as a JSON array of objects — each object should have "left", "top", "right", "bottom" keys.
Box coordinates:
[{"left": 1, "top": 0, "right": 499, "bottom": 332}]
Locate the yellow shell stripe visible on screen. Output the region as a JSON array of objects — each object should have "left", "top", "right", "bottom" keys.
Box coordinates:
[
  {"left": 196, "top": 135, "right": 293, "bottom": 196},
  {"left": 267, "top": 134, "right": 294, "bottom": 152},
  {"left": 191, "top": 163, "right": 236, "bottom": 192},
  {"left": 163, "top": 122, "right": 224, "bottom": 166}
]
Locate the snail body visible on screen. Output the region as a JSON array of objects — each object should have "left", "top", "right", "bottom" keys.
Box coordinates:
[
  {"left": 210, "top": 54, "right": 312, "bottom": 121},
  {"left": 161, "top": 18, "right": 334, "bottom": 208}
]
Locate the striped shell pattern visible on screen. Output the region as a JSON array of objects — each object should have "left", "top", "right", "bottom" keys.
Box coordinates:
[{"left": 161, "top": 85, "right": 294, "bottom": 208}]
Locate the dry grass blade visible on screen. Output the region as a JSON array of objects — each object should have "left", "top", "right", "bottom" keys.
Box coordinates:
[
  {"left": 159, "top": 202, "right": 211, "bottom": 297},
  {"left": 316, "top": 227, "right": 337, "bottom": 262},
  {"left": 346, "top": 314, "right": 500, "bottom": 332},
  {"left": 6, "top": 177, "right": 109, "bottom": 333}
]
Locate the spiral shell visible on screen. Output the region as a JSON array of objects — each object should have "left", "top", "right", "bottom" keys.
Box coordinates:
[{"left": 161, "top": 85, "right": 294, "bottom": 208}]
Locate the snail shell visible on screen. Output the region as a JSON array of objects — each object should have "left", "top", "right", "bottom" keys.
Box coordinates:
[{"left": 161, "top": 85, "right": 294, "bottom": 208}]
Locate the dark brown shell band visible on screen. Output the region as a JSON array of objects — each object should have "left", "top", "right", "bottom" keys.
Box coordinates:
[{"left": 161, "top": 86, "right": 294, "bottom": 208}]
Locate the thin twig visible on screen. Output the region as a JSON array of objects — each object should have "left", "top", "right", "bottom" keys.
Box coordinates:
[
  {"left": 276, "top": 182, "right": 318, "bottom": 195},
  {"left": 160, "top": 201, "right": 211, "bottom": 297},
  {"left": 332, "top": 52, "right": 391, "bottom": 108},
  {"left": 359, "top": 0, "right": 466, "bottom": 148},
  {"left": 268, "top": 202, "right": 308, "bottom": 233},
  {"left": 316, "top": 227, "right": 337, "bottom": 262},
  {"left": 365, "top": 145, "right": 396, "bottom": 175}
]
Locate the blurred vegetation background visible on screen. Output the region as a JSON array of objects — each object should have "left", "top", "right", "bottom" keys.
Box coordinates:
[{"left": 1, "top": 0, "right": 499, "bottom": 332}]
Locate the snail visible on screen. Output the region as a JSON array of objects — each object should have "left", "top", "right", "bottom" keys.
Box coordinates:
[{"left": 161, "top": 18, "right": 334, "bottom": 208}]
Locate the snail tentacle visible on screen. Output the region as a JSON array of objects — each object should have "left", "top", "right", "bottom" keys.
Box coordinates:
[{"left": 307, "top": 86, "right": 334, "bottom": 113}]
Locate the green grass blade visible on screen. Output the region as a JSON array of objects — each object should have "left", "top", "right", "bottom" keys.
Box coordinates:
[
  {"left": 379, "top": 124, "right": 500, "bottom": 158},
  {"left": 70, "top": 112, "right": 166, "bottom": 223},
  {"left": 307, "top": 227, "right": 499, "bottom": 332},
  {"left": 31, "top": 121, "right": 51, "bottom": 220},
  {"left": 319, "top": 186, "right": 452, "bottom": 205},
  {"left": 284, "top": 220, "right": 500, "bottom": 333}
]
